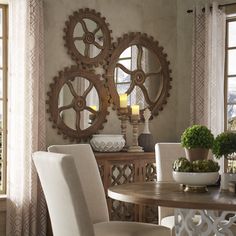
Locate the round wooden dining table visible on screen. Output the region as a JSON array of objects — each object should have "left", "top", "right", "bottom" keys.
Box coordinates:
[{"left": 108, "top": 182, "right": 236, "bottom": 236}]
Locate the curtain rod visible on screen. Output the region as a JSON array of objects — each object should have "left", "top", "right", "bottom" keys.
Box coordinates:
[{"left": 187, "top": 2, "right": 236, "bottom": 13}]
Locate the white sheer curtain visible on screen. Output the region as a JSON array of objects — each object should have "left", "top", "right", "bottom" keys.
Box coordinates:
[
  {"left": 6, "top": 0, "right": 47, "bottom": 235},
  {"left": 190, "top": 2, "right": 226, "bottom": 136}
]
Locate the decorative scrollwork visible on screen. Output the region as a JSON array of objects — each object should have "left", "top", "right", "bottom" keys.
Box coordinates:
[
  {"left": 105, "top": 32, "right": 172, "bottom": 116},
  {"left": 47, "top": 66, "right": 109, "bottom": 142},
  {"left": 175, "top": 209, "right": 236, "bottom": 236},
  {"left": 64, "top": 8, "right": 112, "bottom": 66}
]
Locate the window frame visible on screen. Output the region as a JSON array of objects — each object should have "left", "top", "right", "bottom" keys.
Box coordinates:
[
  {"left": 0, "top": 4, "right": 8, "bottom": 194},
  {"left": 115, "top": 48, "right": 132, "bottom": 104},
  {"left": 224, "top": 16, "right": 236, "bottom": 131}
]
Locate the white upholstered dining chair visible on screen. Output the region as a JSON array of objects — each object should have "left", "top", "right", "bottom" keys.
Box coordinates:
[
  {"left": 35, "top": 144, "right": 171, "bottom": 236},
  {"left": 33, "top": 152, "right": 94, "bottom": 236}
]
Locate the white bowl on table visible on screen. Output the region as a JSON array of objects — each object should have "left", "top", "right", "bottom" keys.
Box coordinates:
[
  {"left": 90, "top": 134, "right": 125, "bottom": 152},
  {"left": 172, "top": 171, "right": 219, "bottom": 192}
]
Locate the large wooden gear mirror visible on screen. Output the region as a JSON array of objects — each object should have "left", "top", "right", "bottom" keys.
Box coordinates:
[{"left": 106, "top": 33, "right": 172, "bottom": 116}]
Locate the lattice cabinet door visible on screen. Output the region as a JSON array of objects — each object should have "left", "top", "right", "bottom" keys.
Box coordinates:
[
  {"left": 139, "top": 161, "right": 158, "bottom": 224},
  {"left": 108, "top": 160, "right": 140, "bottom": 222},
  {"left": 144, "top": 162, "right": 157, "bottom": 182},
  {"left": 94, "top": 152, "right": 156, "bottom": 223}
]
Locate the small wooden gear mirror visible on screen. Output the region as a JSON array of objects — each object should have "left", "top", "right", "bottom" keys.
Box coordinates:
[
  {"left": 47, "top": 66, "right": 109, "bottom": 142},
  {"left": 64, "top": 8, "right": 112, "bottom": 66},
  {"left": 106, "top": 33, "right": 172, "bottom": 116}
]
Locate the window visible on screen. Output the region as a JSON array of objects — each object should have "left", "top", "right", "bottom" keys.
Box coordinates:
[
  {"left": 0, "top": 4, "right": 8, "bottom": 194},
  {"left": 225, "top": 16, "right": 236, "bottom": 131}
]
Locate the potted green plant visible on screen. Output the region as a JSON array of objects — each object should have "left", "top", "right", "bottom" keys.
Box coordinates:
[
  {"left": 212, "top": 132, "right": 236, "bottom": 160},
  {"left": 181, "top": 125, "right": 214, "bottom": 162},
  {"left": 212, "top": 132, "right": 236, "bottom": 190}
]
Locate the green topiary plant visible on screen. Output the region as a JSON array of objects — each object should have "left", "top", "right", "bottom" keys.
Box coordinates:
[
  {"left": 212, "top": 132, "right": 236, "bottom": 159},
  {"left": 181, "top": 125, "right": 214, "bottom": 149}
]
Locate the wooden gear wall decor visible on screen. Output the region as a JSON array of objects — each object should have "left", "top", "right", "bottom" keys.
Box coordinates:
[
  {"left": 64, "top": 8, "right": 112, "bottom": 66},
  {"left": 47, "top": 8, "right": 172, "bottom": 142},
  {"left": 105, "top": 32, "right": 172, "bottom": 117},
  {"left": 47, "top": 66, "right": 109, "bottom": 142}
]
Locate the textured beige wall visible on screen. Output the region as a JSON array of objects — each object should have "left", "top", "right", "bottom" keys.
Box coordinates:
[
  {"left": 44, "top": 0, "right": 178, "bottom": 146},
  {"left": 175, "top": 0, "right": 194, "bottom": 138}
]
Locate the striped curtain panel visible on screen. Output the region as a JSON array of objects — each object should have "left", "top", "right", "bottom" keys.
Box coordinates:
[
  {"left": 6, "top": 0, "right": 47, "bottom": 235},
  {"left": 190, "top": 2, "right": 225, "bottom": 136}
]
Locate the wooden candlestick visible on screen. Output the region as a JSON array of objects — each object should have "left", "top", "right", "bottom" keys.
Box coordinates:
[
  {"left": 118, "top": 107, "right": 129, "bottom": 151},
  {"left": 128, "top": 115, "right": 144, "bottom": 153}
]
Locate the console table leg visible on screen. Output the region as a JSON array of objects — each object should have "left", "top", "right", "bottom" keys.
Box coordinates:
[{"left": 175, "top": 209, "right": 236, "bottom": 236}]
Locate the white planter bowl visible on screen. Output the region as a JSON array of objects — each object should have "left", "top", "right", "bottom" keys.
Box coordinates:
[
  {"left": 172, "top": 171, "right": 219, "bottom": 186},
  {"left": 90, "top": 134, "right": 125, "bottom": 152}
]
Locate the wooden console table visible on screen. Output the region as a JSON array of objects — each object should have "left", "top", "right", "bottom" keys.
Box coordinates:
[{"left": 94, "top": 152, "right": 158, "bottom": 223}]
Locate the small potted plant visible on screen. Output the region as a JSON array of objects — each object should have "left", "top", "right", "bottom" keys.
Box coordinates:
[
  {"left": 181, "top": 125, "right": 214, "bottom": 162},
  {"left": 212, "top": 132, "right": 236, "bottom": 189},
  {"left": 213, "top": 132, "right": 236, "bottom": 172},
  {"left": 212, "top": 132, "right": 236, "bottom": 160}
]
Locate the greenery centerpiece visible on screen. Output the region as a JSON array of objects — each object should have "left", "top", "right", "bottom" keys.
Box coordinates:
[
  {"left": 172, "top": 157, "right": 220, "bottom": 192},
  {"left": 181, "top": 125, "right": 214, "bottom": 162},
  {"left": 212, "top": 132, "right": 236, "bottom": 173}
]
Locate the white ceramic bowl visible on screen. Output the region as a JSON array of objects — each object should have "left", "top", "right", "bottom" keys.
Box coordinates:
[
  {"left": 90, "top": 134, "right": 125, "bottom": 152},
  {"left": 172, "top": 171, "right": 219, "bottom": 186}
]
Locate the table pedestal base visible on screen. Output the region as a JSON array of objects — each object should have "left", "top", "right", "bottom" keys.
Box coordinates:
[{"left": 175, "top": 209, "right": 236, "bottom": 236}]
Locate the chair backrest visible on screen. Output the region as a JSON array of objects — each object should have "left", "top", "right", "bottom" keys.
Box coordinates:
[
  {"left": 155, "top": 143, "right": 185, "bottom": 223},
  {"left": 155, "top": 143, "right": 185, "bottom": 182},
  {"left": 33, "top": 151, "right": 94, "bottom": 236},
  {"left": 48, "top": 144, "right": 109, "bottom": 224}
]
